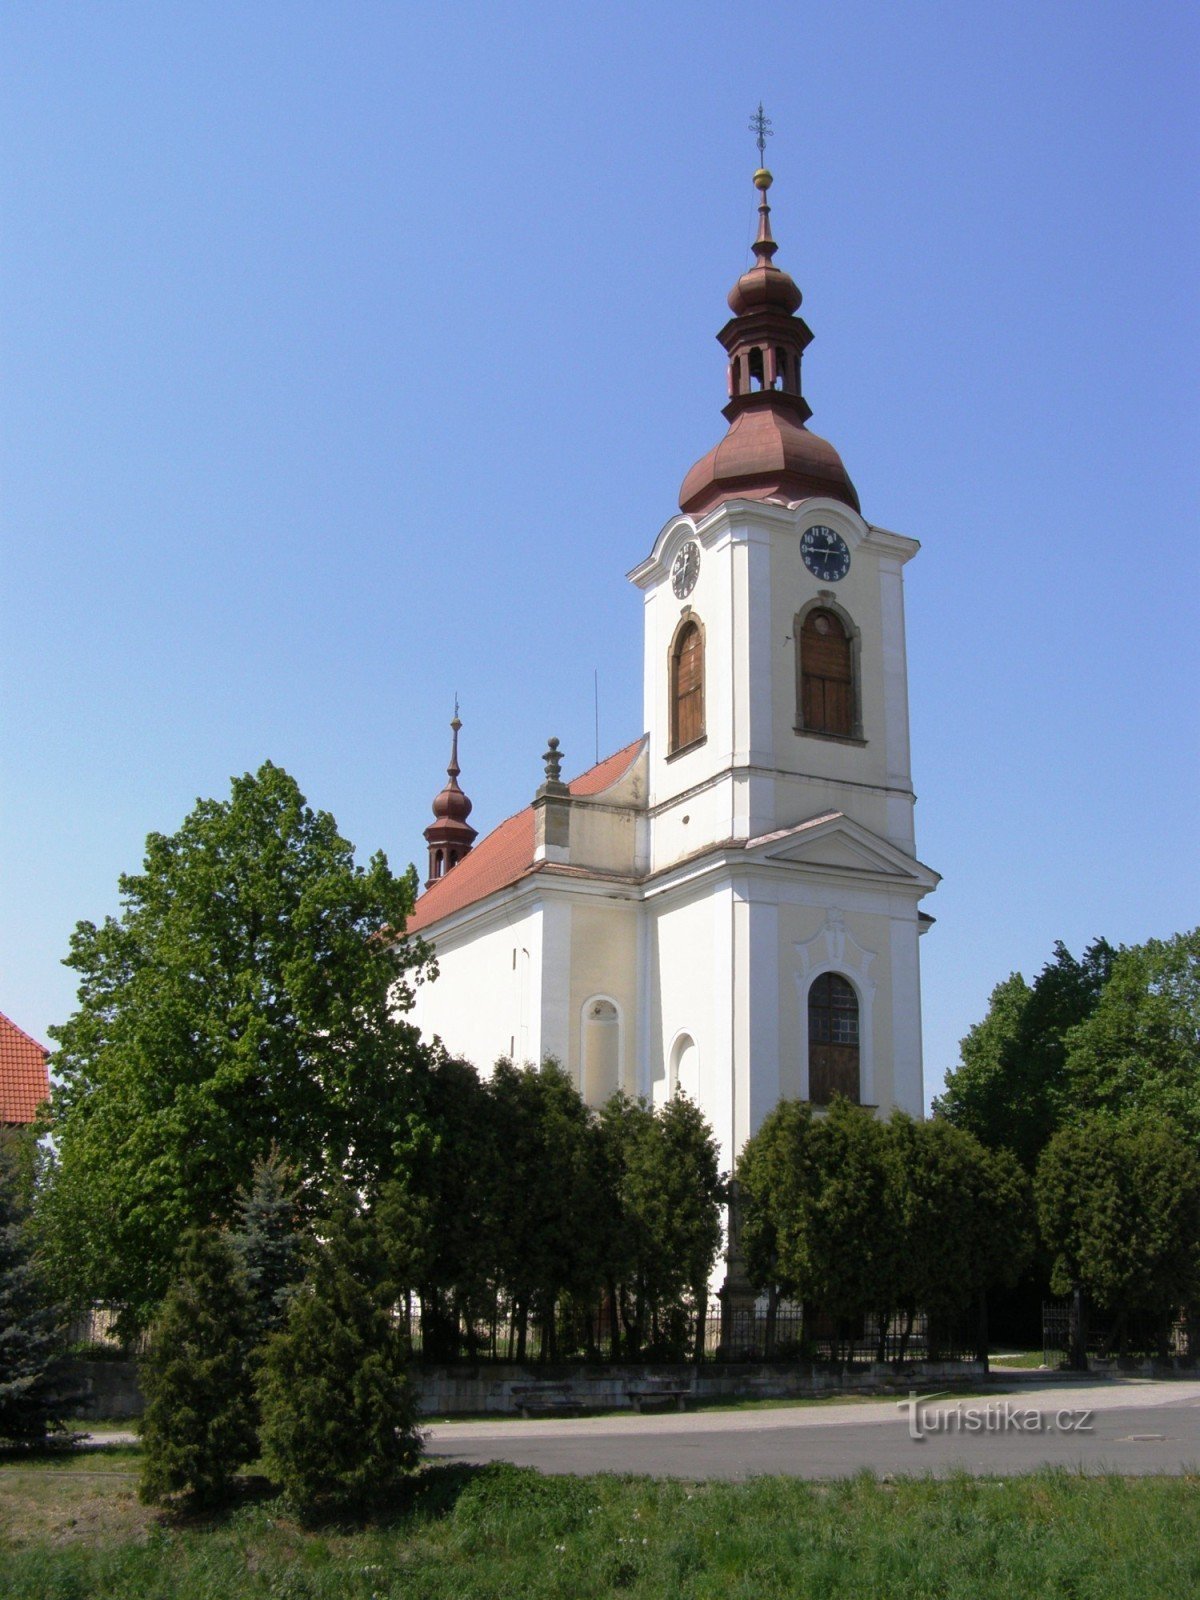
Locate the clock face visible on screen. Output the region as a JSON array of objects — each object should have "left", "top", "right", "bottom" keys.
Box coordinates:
[
  {"left": 671, "top": 540, "right": 700, "bottom": 599},
  {"left": 801, "top": 525, "right": 851, "bottom": 582}
]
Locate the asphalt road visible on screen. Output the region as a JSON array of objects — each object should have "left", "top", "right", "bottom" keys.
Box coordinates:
[{"left": 425, "top": 1378, "right": 1200, "bottom": 1480}]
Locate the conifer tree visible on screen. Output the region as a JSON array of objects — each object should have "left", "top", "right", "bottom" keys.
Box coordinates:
[
  {"left": 138, "top": 1227, "right": 257, "bottom": 1506},
  {"left": 230, "top": 1149, "right": 304, "bottom": 1348},
  {"left": 0, "top": 1141, "right": 76, "bottom": 1445},
  {"left": 257, "top": 1186, "right": 420, "bottom": 1520}
]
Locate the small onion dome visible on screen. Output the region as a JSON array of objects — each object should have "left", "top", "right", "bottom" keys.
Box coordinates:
[
  {"left": 727, "top": 169, "right": 802, "bottom": 316},
  {"left": 680, "top": 403, "right": 859, "bottom": 517},
  {"left": 430, "top": 775, "right": 473, "bottom": 827}
]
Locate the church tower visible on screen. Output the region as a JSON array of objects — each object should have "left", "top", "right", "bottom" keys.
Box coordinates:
[{"left": 629, "top": 161, "right": 938, "bottom": 1154}]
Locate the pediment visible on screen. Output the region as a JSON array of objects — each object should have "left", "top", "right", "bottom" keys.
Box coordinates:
[{"left": 748, "top": 812, "right": 940, "bottom": 890}]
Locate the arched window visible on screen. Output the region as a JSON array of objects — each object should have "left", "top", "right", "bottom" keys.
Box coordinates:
[
  {"left": 807, "top": 973, "right": 860, "bottom": 1105},
  {"left": 670, "top": 1033, "right": 699, "bottom": 1102},
  {"left": 434, "top": 849, "right": 445, "bottom": 878},
  {"left": 799, "top": 607, "right": 854, "bottom": 737},
  {"left": 748, "top": 346, "right": 765, "bottom": 390},
  {"left": 583, "top": 998, "right": 620, "bottom": 1106},
  {"left": 670, "top": 617, "right": 705, "bottom": 753}
]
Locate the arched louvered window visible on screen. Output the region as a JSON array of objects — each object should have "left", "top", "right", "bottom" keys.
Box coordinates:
[
  {"left": 670, "top": 618, "right": 705, "bottom": 753},
  {"left": 799, "top": 607, "right": 854, "bottom": 736},
  {"left": 808, "top": 973, "right": 860, "bottom": 1105}
]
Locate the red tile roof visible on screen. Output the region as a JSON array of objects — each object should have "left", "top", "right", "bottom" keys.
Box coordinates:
[
  {"left": 0, "top": 1011, "right": 50, "bottom": 1126},
  {"left": 407, "top": 738, "right": 645, "bottom": 934}
]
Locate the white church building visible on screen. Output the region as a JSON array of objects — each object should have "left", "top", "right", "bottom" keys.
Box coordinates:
[{"left": 407, "top": 165, "right": 939, "bottom": 1224}]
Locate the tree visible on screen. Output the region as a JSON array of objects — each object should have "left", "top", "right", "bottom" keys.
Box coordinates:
[
  {"left": 1036, "top": 1113, "right": 1200, "bottom": 1355},
  {"left": 935, "top": 938, "right": 1115, "bottom": 1169},
  {"left": 257, "top": 1186, "right": 420, "bottom": 1521},
  {"left": 0, "top": 1141, "right": 76, "bottom": 1445},
  {"left": 737, "top": 1099, "right": 818, "bottom": 1309},
  {"left": 484, "top": 1059, "right": 610, "bottom": 1362},
  {"left": 1065, "top": 931, "right": 1200, "bottom": 1139},
  {"left": 889, "top": 1115, "right": 1033, "bottom": 1358},
  {"left": 138, "top": 1228, "right": 257, "bottom": 1506},
  {"left": 41, "top": 762, "right": 434, "bottom": 1333},
  {"left": 806, "top": 1100, "right": 905, "bottom": 1357},
  {"left": 230, "top": 1149, "right": 305, "bottom": 1349},
  {"left": 376, "top": 1046, "right": 499, "bottom": 1362},
  {"left": 738, "top": 1099, "right": 904, "bottom": 1358},
  {"left": 599, "top": 1092, "right": 724, "bottom": 1359}
]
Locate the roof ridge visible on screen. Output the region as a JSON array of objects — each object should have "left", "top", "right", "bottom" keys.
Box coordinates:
[{"left": 0, "top": 1011, "right": 49, "bottom": 1056}]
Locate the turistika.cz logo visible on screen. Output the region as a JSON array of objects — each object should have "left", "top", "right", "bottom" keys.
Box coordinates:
[{"left": 898, "top": 1392, "right": 1094, "bottom": 1442}]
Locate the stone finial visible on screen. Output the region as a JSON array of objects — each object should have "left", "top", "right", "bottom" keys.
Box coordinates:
[{"left": 542, "top": 737, "right": 563, "bottom": 785}]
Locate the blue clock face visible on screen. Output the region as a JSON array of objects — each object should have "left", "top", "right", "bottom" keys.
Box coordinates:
[{"left": 801, "top": 525, "right": 851, "bottom": 582}]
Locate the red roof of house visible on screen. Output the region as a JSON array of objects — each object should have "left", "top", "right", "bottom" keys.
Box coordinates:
[
  {"left": 0, "top": 1011, "right": 51, "bottom": 1126},
  {"left": 407, "top": 738, "right": 644, "bottom": 935}
]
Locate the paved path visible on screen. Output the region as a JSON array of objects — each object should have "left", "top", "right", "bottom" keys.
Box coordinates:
[{"left": 425, "top": 1379, "right": 1200, "bottom": 1480}]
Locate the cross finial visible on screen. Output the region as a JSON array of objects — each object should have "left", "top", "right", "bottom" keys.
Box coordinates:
[{"left": 750, "top": 102, "right": 773, "bottom": 165}]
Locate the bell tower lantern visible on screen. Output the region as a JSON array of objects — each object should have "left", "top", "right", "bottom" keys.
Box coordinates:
[{"left": 423, "top": 711, "right": 477, "bottom": 889}]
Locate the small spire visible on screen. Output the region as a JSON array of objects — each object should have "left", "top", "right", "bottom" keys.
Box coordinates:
[
  {"left": 751, "top": 166, "right": 778, "bottom": 267},
  {"left": 423, "top": 705, "right": 477, "bottom": 888},
  {"left": 446, "top": 704, "right": 462, "bottom": 782}
]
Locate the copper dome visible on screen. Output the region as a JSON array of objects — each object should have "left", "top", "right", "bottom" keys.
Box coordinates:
[{"left": 680, "top": 399, "right": 859, "bottom": 518}]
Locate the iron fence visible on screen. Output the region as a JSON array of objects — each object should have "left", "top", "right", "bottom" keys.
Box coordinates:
[{"left": 1042, "top": 1299, "right": 1194, "bottom": 1368}]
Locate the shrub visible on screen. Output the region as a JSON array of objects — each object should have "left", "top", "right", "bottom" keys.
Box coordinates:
[
  {"left": 138, "top": 1228, "right": 256, "bottom": 1506},
  {"left": 257, "top": 1189, "right": 420, "bottom": 1520}
]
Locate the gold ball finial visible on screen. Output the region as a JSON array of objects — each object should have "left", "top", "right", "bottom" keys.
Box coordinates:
[{"left": 754, "top": 167, "right": 773, "bottom": 191}]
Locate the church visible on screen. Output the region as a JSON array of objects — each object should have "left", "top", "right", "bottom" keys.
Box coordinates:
[{"left": 406, "top": 162, "right": 940, "bottom": 1229}]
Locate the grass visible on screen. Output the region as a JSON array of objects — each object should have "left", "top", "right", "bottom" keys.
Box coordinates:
[
  {"left": 990, "top": 1352, "right": 1050, "bottom": 1370},
  {"left": 3, "top": 1442, "right": 1200, "bottom": 1598}
]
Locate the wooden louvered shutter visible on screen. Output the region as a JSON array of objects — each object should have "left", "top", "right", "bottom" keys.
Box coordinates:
[
  {"left": 801, "top": 609, "right": 852, "bottom": 735},
  {"left": 672, "top": 622, "right": 704, "bottom": 751}
]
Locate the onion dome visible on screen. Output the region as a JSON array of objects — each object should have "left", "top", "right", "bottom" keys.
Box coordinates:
[
  {"left": 680, "top": 168, "right": 859, "bottom": 518},
  {"left": 424, "top": 713, "right": 478, "bottom": 889}
]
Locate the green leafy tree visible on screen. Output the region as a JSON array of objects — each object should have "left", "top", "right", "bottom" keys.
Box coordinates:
[
  {"left": 42, "top": 762, "right": 433, "bottom": 1334},
  {"left": 0, "top": 1142, "right": 77, "bottom": 1445},
  {"left": 1036, "top": 1113, "right": 1200, "bottom": 1352},
  {"left": 377, "top": 1047, "right": 498, "bottom": 1361},
  {"left": 257, "top": 1187, "right": 420, "bottom": 1521},
  {"left": 1065, "top": 931, "right": 1200, "bottom": 1138},
  {"left": 806, "top": 1100, "right": 905, "bottom": 1356},
  {"left": 935, "top": 939, "right": 1115, "bottom": 1169},
  {"left": 889, "top": 1114, "right": 1033, "bottom": 1357},
  {"left": 737, "top": 1099, "right": 818, "bottom": 1310},
  {"left": 230, "top": 1149, "right": 305, "bottom": 1349},
  {"left": 138, "top": 1228, "right": 256, "bottom": 1506},
  {"left": 600, "top": 1092, "right": 724, "bottom": 1359},
  {"left": 485, "top": 1059, "right": 611, "bottom": 1362}
]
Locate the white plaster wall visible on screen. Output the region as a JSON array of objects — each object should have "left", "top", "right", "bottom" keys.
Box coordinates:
[{"left": 411, "top": 902, "right": 541, "bottom": 1074}]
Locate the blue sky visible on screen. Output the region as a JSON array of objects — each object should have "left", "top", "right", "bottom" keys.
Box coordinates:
[{"left": 2, "top": 1, "right": 1197, "bottom": 1099}]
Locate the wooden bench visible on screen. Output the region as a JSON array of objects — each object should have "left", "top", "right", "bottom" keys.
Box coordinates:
[
  {"left": 510, "top": 1383, "right": 584, "bottom": 1418},
  {"left": 625, "top": 1381, "right": 695, "bottom": 1413}
]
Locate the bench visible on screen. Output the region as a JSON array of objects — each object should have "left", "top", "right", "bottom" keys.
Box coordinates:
[
  {"left": 510, "top": 1383, "right": 584, "bottom": 1418},
  {"left": 626, "top": 1381, "right": 695, "bottom": 1413}
]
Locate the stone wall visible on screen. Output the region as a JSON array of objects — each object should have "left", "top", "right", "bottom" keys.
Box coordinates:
[
  {"left": 67, "top": 1358, "right": 144, "bottom": 1420},
  {"left": 64, "top": 1355, "right": 984, "bottom": 1422}
]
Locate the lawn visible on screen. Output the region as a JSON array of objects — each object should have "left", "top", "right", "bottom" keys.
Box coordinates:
[{"left": 2, "top": 1443, "right": 1199, "bottom": 1598}]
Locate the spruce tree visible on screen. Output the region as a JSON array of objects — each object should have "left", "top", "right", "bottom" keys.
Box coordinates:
[
  {"left": 0, "top": 1141, "right": 76, "bottom": 1445},
  {"left": 230, "top": 1149, "right": 304, "bottom": 1348},
  {"left": 257, "top": 1187, "right": 420, "bottom": 1520},
  {"left": 138, "top": 1227, "right": 257, "bottom": 1506}
]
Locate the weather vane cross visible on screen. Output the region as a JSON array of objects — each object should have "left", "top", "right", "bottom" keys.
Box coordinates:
[{"left": 750, "top": 102, "right": 773, "bottom": 165}]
